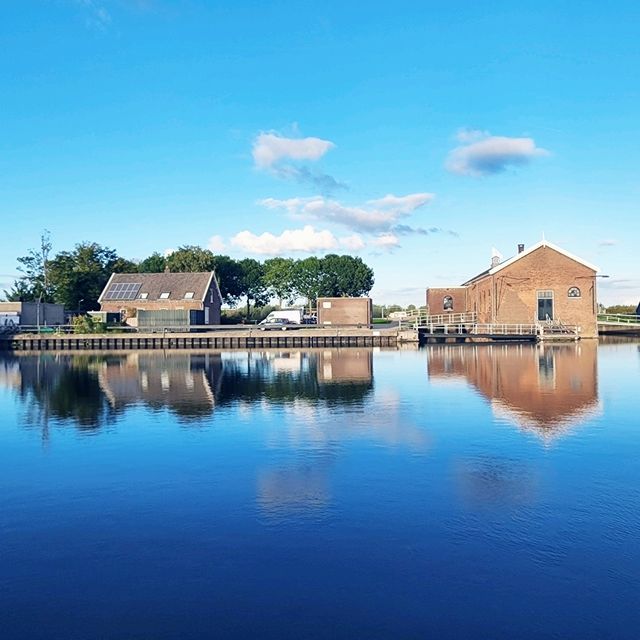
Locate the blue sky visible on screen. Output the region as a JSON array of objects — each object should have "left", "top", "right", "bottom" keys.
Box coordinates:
[{"left": 1, "top": 1, "right": 639, "bottom": 305}]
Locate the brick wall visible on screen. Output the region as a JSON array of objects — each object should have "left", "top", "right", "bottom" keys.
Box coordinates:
[
  {"left": 425, "top": 287, "right": 467, "bottom": 315},
  {"left": 488, "top": 246, "right": 598, "bottom": 337},
  {"left": 317, "top": 298, "right": 372, "bottom": 326}
]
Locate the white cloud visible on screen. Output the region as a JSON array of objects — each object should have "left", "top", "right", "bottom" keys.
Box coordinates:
[
  {"left": 259, "top": 192, "right": 434, "bottom": 234},
  {"left": 455, "top": 128, "right": 490, "bottom": 143},
  {"left": 598, "top": 239, "right": 616, "bottom": 247},
  {"left": 76, "top": 0, "right": 112, "bottom": 29},
  {"left": 367, "top": 192, "right": 435, "bottom": 213},
  {"left": 163, "top": 247, "right": 176, "bottom": 257},
  {"left": 231, "top": 225, "right": 339, "bottom": 255},
  {"left": 446, "top": 131, "right": 549, "bottom": 176},
  {"left": 252, "top": 133, "right": 334, "bottom": 170},
  {"left": 252, "top": 131, "right": 344, "bottom": 194},
  {"left": 207, "top": 235, "right": 226, "bottom": 253},
  {"left": 372, "top": 233, "right": 401, "bottom": 250},
  {"left": 339, "top": 234, "right": 366, "bottom": 251}
]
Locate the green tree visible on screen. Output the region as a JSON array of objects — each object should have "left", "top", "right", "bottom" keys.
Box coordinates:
[
  {"left": 6, "top": 230, "right": 53, "bottom": 302},
  {"left": 318, "top": 254, "right": 374, "bottom": 298},
  {"left": 166, "top": 245, "right": 215, "bottom": 272},
  {"left": 264, "top": 257, "right": 296, "bottom": 307},
  {"left": 211, "top": 255, "right": 244, "bottom": 305},
  {"left": 48, "top": 242, "right": 118, "bottom": 311},
  {"left": 605, "top": 304, "right": 635, "bottom": 315},
  {"left": 238, "top": 258, "right": 268, "bottom": 316},
  {"left": 291, "top": 256, "right": 323, "bottom": 307},
  {"left": 138, "top": 252, "right": 167, "bottom": 273},
  {"left": 111, "top": 257, "right": 139, "bottom": 273},
  {"left": 4, "top": 278, "right": 34, "bottom": 302}
]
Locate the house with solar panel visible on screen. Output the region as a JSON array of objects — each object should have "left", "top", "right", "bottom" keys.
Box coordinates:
[{"left": 98, "top": 271, "right": 222, "bottom": 328}]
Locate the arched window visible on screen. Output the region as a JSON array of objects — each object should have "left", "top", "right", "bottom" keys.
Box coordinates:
[
  {"left": 568, "top": 287, "right": 581, "bottom": 298},
  {"left": 443, "top": 295, "right": 453, "bottom": 310}
]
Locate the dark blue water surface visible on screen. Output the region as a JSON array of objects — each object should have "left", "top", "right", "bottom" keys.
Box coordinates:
[{"left": 1, "top": 340, "right": 639, "bottom": 639}]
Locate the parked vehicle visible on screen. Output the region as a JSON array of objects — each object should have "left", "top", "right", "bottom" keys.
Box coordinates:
[
  {"left": 260, "top": 309, "right": 304, "bottom": 325},
  {"left": 259, "top": 317, "right": 298, "bottom": 331}
]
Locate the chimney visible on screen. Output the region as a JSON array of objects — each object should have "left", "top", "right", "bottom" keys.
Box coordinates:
[
  {"left": 518, "top": 243, "right": 525, "bottom": 254},
  {"left": 491, "top": 255, "right": 500, "bottom": 268}
]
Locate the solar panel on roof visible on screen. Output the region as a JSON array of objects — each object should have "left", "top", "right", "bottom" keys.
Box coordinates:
[{"left": 104, "top": 282, "right": 142, "bottom": 300}]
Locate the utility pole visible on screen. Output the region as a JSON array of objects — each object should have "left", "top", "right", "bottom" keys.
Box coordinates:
[{"left": 36, "top": 230, "right": 51, "bottom": 333}]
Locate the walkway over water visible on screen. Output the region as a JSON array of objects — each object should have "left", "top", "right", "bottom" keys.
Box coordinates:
[
  {"left": 399, "top": 311, "right": 579, "bottom": 342},
  {"left": 597, "top": 313, "right": 640, "bottom": 335}
]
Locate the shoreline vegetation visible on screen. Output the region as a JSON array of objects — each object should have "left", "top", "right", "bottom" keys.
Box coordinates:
[{"left": 3, "top": 233, "right": 375, "bottom": 321}]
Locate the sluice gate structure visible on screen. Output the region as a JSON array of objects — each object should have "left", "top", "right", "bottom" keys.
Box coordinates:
[{"left": 399, "top": 311, "right": 580, "bottom": 344}]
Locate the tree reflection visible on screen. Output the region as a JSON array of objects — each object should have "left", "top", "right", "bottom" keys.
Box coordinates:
[
  {"left": 217, "top": 351, "right": 373, "bottom": 408},
  {"left": 8, "top": 354, "right": 115, "bottom": 435},
  {"left": 1, "top": 349, "right": 374, "bottom": 434}
]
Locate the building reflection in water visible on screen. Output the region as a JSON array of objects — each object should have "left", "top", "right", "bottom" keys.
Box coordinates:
[
  {"left": 0, "top": 349, "right": 377, "bottom": 434},
  {"left": 2, "top": 348, "right": 424, "bottom": 518},
  {"left": 427, "top": 341, "right": 600, "bottom": 439},
  {"left": 98, "top": 352, "right": 223, "bottom": 420}
]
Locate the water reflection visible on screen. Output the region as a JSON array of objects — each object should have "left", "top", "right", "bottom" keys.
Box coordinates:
[
  {"left": 427, "top": 342, "right": 600, "bottom": 438},
  {"left": 98, "top": 352, "right": 223, "bottom": 419},
  {"left": 2, "top": 354, "right": 116, "bottom": 433},
  {"left": 0, "top": 349, "right": 374, "bottom": 432}
]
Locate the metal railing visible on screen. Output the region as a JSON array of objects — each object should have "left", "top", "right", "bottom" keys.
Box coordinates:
[
  {"left": 399, "top": 311, "right": 477, "bottom": 329},
  {"left": 598, "top": 313, "right": 640, "bottom": 325}
]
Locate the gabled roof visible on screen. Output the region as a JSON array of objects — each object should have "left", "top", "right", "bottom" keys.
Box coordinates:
[
  {"left": 98, "top": 271, "right": 219, "bottom": 303},
  {"left": 462, "top": 241, "right": 599, "bottom": 286}
]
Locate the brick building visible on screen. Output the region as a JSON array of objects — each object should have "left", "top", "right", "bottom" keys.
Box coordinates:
[
  {"left": 317, "top": 297, "right": 372, "bottom": 326},
  {"left": 98, "top": 271, "right": 222, "bottom": 327},
  {"left": 426, "top": 241, "right": 600, "bottom": 338}
]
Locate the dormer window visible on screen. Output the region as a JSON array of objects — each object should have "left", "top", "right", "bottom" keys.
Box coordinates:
[
  {"left": 184, "top": 292, "right": 194, "bottom": 299},
  {"left": 139, "top": 292, "right": 148, "bottom": 299},
  {"left": 159, "top": 292, "right": 170, "bottom": 299}
]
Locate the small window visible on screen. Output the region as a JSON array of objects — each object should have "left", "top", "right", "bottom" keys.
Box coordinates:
[
  {"left": 184, "top": 291, "right": 194, "bottom": 299},
  {"left": 443, "top": 295, "right": 453, "bottom": 311},
  {"left": 139, "top": 292, "right": 148, "bottom": 299},
  {"left": 159, "top": 292, "right": 170, "bottom": 299},
  {"left": 568, "top": 287, "right": 581, "bottom": 298}
]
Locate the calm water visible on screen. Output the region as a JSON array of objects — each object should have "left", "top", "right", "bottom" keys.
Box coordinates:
[{"left": 1, "top": 341, "right": 639, "bottom": 639}]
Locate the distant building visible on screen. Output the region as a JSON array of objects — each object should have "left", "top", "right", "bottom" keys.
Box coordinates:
[
  {"left": 0, "top": 301, "right": 65, "bottom": 328},
  {"left": 98, "top": 271, "right": 222, "bottom": 327},
  {"left": 317, "top": 297, "right": 372, "bottom": 326},
  {"left": 426, "top": 241, "right": 600, "bottom": 338}
]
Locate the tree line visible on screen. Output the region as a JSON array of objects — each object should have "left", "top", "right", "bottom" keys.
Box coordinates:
[{"left": 4, "top": 233, "right": 374, "bottom": 313}]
